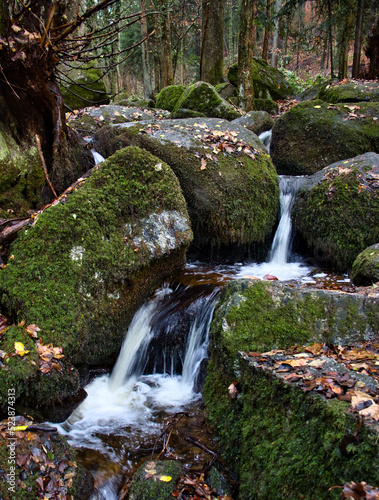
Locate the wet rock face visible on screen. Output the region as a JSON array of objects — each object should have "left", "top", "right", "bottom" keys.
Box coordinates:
[
  {"left": 0, "top": 146, "right": 192, "bottom": 413},
  {"left": 351, "top": 243, "right": 379, "bottom": 286},
  {"left": 293, "top": 152, "right": 379, "bottom": 270},
  {"left": 270, "top": 100, "right": 379, "bottom": 175}
]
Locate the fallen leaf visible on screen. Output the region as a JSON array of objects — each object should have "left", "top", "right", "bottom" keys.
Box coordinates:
[
  {"left": 160, "top": 475, "right": 172, "bottom": 482},
  {"left": 26, "top": 324, "right": 40, "bottom": 338},
  {"left": 14, "top": 342, "right": 29, "bottom": 356}
]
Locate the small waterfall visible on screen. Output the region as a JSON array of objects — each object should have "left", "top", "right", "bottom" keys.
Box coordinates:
[
  {"left": 259, "top": 130, "right": 272, "bottom": 153},
  {"left": 91, "top": 149, "right": 105, "bottom": 165},
  {"left": 268, "top": 175, "right": 305, "bottom": 265},
  {"left": 109, "top": 286, "right": 173, "bottom": 390}
]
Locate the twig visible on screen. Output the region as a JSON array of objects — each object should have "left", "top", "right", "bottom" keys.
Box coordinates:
[{"left": 35, "top": 135, "right": 58, "bottom": 199}]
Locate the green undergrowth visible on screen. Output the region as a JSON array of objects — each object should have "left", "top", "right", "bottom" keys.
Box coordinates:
[
  {"left": 0, "top": 146, "right": 191, "bottom": 410},
  {"left": 204, "top": 359, "right": 379, "bottom": 499}
]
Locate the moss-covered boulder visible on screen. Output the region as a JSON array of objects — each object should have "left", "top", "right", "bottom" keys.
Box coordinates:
[
  {"left": 270, "top": 100, "right": 379, "bottom": 175},
  {"left": 232, "top": 110, "right": 274, "bottom": 135},
  {"left": 0, "top": 416, "right": 93, "bottom": 499},
  {"left": 227, "top": 58, "right": 295, "bottom": 100},
  {"left": 254, "top": 97, "right": 279, "bottom": 114},
  {"left": 59, "top": 63, "right": 109, "bottom": 111},
  {"left": 293, "top": 152, "right": 379, "bottom": 270},
  {"left": 214, "top": 82, "right": 237, "bottom": 100},
  {"left": 171, "top": 81, "right": 241, "bottom": 121},
  {"left": 203, "top": 278, "right": 379, "bottom": 500},
  {"left": 93, "top": 117, "right": 279, "bottom": 259},
  {"left": 351, "top": 243, "right": 379, "bottom": 286},
  {"left": 128, "top": 460, "right": 182, "bottom": 500},
  {"left": 317, "top": 80, "right": 379, "bottom": 103},
  {"left": 155, "top": 84, "right": 186, "bottom": 112},
  {"left": 0, "top": 146, "right": 192, "bottom": 412}
]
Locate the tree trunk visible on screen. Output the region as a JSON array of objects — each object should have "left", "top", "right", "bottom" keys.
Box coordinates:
[
  {"left": 200, "top": 0, "right": 225, "bottom": 84},
  {"left": 140, "top": 0, "right": 154, "bottom": 99},
  {"left": 337, "top": 2, "right": 355, "bottom": 79},
  {"left": 365, "top": 14, "right": 379, "bottom": 79},
  {"left": 271, "top": 0, "right": 281, "bottom": 67},
  {"left": 159, "top": 1, "right": 174, "bottom": 88},
  {"left": 327, "top": 0, "right": 335, "bottom": 77},
  {"left": 237, "top": 0, "right": 257, "bottom": 112},
  {"left": 262, "top": 0, "right": 272, "bottom": 61},
  {"left": 352, "top": 0, "right": 365, "bottom": 78}
]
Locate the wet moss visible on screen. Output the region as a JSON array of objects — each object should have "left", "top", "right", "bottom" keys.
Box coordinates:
[
  {"left": 129, "top": 461, "right": 182, "bottom": 500},
  {"left": 0, "top": 146, "right": 191, "bottom": 410},
  {"left": 293, "top": 163, "right": 379, "bottom": 270}
]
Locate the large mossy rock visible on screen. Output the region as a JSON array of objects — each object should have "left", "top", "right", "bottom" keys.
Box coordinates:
[
  {"left": 293, "top": 152, "right": 379, "bottom": 270},
  {"left": 270, "top": 100, "right": 379, "bottom": 175},
  {"left": 317, "top": 80, "right": 379, "bottom": 103},
  {"left": 0, "top": 146, "right": 192, "bottom": 413},
  {"left": 59, "top": 64, "right": 109, "bottom": 111},
  {"left": 93, "top": 117, "right": 279, "bottom": 259},
  {"left": 128, "top": 460, "right": 182, "bottom": 500},
  {"left": 203, "top": 278, "right": 379, "bottom": 500},
  {"left": 351, "top": 243, "right": 379, "bottom": 286},
  {"left": 227, "top": 58, "right": 295, "bottom": 100},
  {"left": 155, "top": 84, "right": 186, "bottom": 112},
  {"left": 171, "top": 81, "right": 241, "bottom": 121}
]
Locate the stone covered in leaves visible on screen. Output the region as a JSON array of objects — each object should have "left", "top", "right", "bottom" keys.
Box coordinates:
[
  {"left": 0, "top": 146, "right": 192, "bottom": 411},
  {"left": 171, "top": 82, "right": 241, "bottom": 121},
  {"left": 203, "top": 278, "right": 379, "bottom": 499},
  {"left": 0, "top": 416, "right": 93, "bottom": 500},
  {"left": 293, "top": 152, "right": 379, "bottom": 270},
  {"left": 128, "top": 460, "right": 182, "bottom": 500},
  {"left": 317, "top": 80, "right": 379, "bottom": 103},
  {"left": 93, "top": 117, "right": 279, "bottom": 259},
  {"left": 227, "top": 58, "right": 295, "bottom": 100},
  {"left": 270, "top": 100, "right": 379, "bottom": 175},
  {"left": 351, "top": 243, "right": 379, "bottom": 286}
]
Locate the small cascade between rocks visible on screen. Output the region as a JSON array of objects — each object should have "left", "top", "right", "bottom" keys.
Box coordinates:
[
  {"left": 259, "top": 129, "right": 272, "bottom": 153},
  {"left": 55, "top": 283, "right": 219, "bottom": 499},
  {"left": 237, "top": 174, "right": 310, "bottom": 281}
]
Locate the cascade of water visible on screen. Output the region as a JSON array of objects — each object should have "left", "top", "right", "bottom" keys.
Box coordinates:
[
  {"left": 109, "top": 286, "right": 173, "bottom": 390},
  {"left": 259, "top": 130, "right": 272, "bottom": 153},
  {"left": 181, "top": 290, "right": 218, "bottom": 386},
  {"left": 91, "top": 149, "right": 105, "bottom": 165},
  {"left": 268, "top": 175, "right": 305, "bottom": 265}
]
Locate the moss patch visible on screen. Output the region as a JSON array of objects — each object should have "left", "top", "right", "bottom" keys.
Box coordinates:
[
  {"left": 0, "top": 146, "right": 192, "bottom": 410},
  {"left": 270, "top": 100, "right": 379, "bottom": 175},
  {"left": 129, "top": 460, "right": 182, "bottom": 500},
  {"left": 156, "top": 85, "right": 186, "bottom": 112},
  {"left": 317, "top": 81, "right": 379, "bottom": 103},
  {"left": 351, "top": 244, "right": 379, "bottom": 286},
  {"left": 293, "top": 153, "right": 379, "bottom": 270}
]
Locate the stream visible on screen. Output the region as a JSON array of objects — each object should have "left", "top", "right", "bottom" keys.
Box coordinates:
[{"left": 53, "top": 145, "right": 350, "bottom": 499}]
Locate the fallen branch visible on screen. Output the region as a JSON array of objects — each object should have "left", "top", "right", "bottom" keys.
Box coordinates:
[
  {"left": 35, "top": 135, "right": 58, "bottom": 199},
  {"left": 0, "top": 219, "right": 29, "bottom": 245}
]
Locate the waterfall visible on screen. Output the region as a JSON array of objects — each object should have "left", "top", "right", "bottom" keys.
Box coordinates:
[
  {"left": 237, "top": 174, "right": 310, "bottom": 281},
  {"left": 91, "top": 149, "right": 105, "bottom": 165},
  {"left": 268, "top": 175, "right": 305, "bottom": 265},
  {"left": 259, "top": 130, "right": 272, "bottom": 153}
]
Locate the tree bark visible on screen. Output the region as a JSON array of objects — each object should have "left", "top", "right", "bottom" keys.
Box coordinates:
[
  {"left": 200, "top": 0, "right": 225, "bottom": 85},
  {"left": 140, "top": 0, "right": 154, "bottom": 99},
  {"left": 262, "top": 0, "right": 272, "bottom": 61},
  {"left": 337, "top": 2, "right": 355, "bottom": 79},
  {"left": 351, "top": 0, "right": 365, "bottom": 78},
  {"left": 237, "top": 0, "right": 257, "bottom": 112},
  {"left": 271, "top": 0, "right": 281, "bottom": 68},
  {"left": 365, "top": 14, "right": 379, "bottom": 79}
]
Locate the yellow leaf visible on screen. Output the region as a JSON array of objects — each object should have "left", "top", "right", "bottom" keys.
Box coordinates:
[
  {"left": 314, "top": 105, "right": 321, "bottom": 108},
  {"left": 14, "top": 342, "right": 29, "bottom": 356},
  {"left": 159, "top": 475, "right": 172, "bottom": 482},
  {"left": 12, "top": 425, "right": 28, "bottom": 431}
]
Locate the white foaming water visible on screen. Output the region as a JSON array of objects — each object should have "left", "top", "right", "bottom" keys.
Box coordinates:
[
  {"left": 238, "top": 175, "right": 310, "bottom": 281},
  {"left": 55, "top": 285, "right": 216, "bottom": 463},
  {"left": 259, "top": 130, "right": 272, "bottom": 153},
  {"left": 91, "top": 149, "right": 105, "bottom": 165}
]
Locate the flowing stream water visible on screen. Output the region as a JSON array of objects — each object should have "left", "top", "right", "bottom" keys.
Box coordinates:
[{"left": 54, "top": 166, "right": 348, "bottom": 498}]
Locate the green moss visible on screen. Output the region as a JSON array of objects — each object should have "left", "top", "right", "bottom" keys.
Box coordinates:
[
  {"left": 129, "top": 461, "right": 182, "bottom": 500},
  {"left": 317, "top": 81, "right": 379, "bottom": 103},
  {"left": 351, "top": 244, "right": 379, "bottom": 286},
  {"left": 204, "top": 340, "right": 379, "bottom": 499},
  {"left": 294, "top": 165, "right": 379, "bottom": 270},
  {"left": 173, "top": 82, "right": 241, "bottom": 120},
  {"left": 93, "top": 125, "right": 279, "bottom": 249},
  {"left": 156, "top": 85, "right": 186, "bottom": 111},
  {"left": 60, "top": 65, "right": 109, "bottom": 111},
  {"left": 254, "top": 98, "right": 279, "bottom": 115},
  {"left": 0, "top": 146, "right": 191, "bottom": 410}
]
